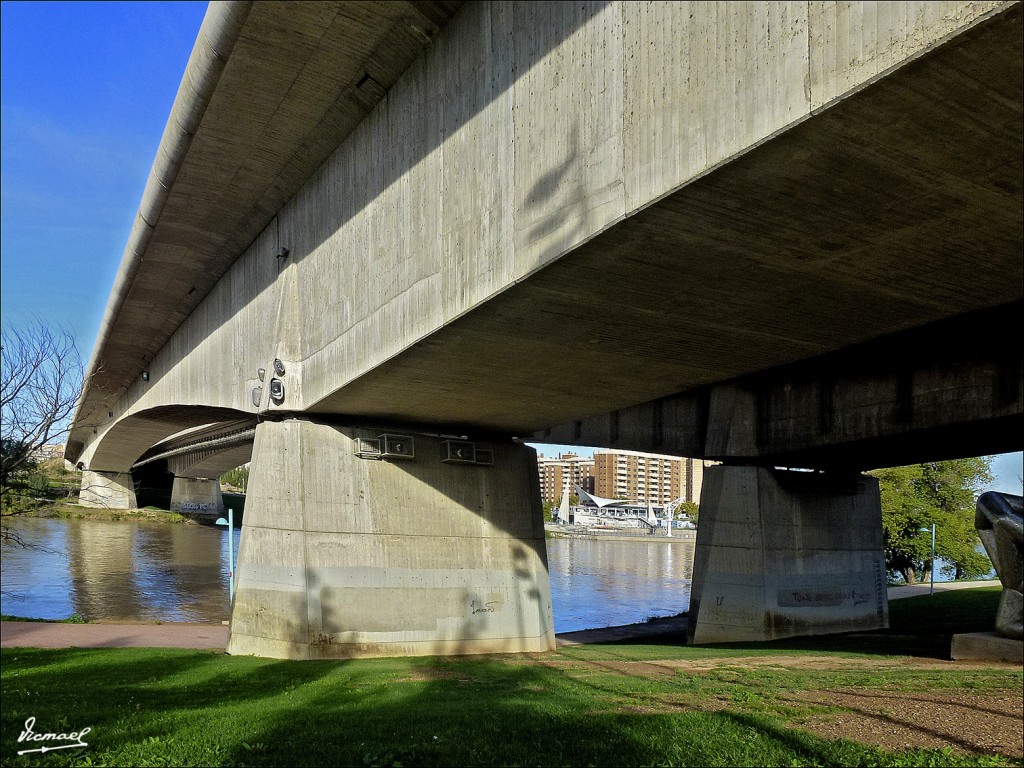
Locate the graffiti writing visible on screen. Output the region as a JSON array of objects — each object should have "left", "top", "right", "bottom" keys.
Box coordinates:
[
  {"left": 778, "top": 588, "right": 873, "bottom": 608},
  {"left": 178, "top": 502, "right": 217, "bottom": 512}
]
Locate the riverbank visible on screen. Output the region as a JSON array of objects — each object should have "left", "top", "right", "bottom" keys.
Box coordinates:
[
  {"left": 545, "top": 522, "right": 697, "bottom": 543},
  {"left": 19, "top": 510, "right": 683, "bottom": 534},
  {"left": 1, "top": 581, "right": 1002, "bottom": 648},
  {"left": 13, "top": 503, "right": 198, "bottom": 524},
  {"left": 0, "top": 614, "right": 688, "bottom": 650},
  {"left": 8, "top": 499, "right": 247, "bottom": 525}
]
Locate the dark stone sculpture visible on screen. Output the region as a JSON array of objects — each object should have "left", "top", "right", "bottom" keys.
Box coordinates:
[{"left": 975, "top": 492, "right": 1023, "bottom": 640}]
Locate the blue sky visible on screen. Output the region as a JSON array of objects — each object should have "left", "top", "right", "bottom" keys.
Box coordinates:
[
  {"left": 1, "top": 2, "right": 1020, "bottom": 494},
  {"left": 1, "top": 1, "right": 207, "bottom": 345}
]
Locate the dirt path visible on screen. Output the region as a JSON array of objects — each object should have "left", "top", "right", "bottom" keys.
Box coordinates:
[
  {"left": 791, "top": 687, "right": 1023, "bottom": 760},
  {"left": 536, "top": 654, "right": 1023, "bottom": 760}
]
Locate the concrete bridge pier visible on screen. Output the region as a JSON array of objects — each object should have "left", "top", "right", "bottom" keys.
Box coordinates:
[
  {"left": 688, "top": 465, "right": 888, "bottom": 645},
  {"left": 169, "top": 477, "right": 224, "bottom": 516},
  {"left": 79, "top": 470, "right": 137, "bottom": 510},
  {"left": 227, "top": 419, "right": 555, "bottom": 660}
]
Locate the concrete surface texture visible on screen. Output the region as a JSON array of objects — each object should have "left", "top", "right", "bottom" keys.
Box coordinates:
[
  {"left": 226, "top": 421, "right": 555, "bottom": 659},
  {"left": 688, "top": 466, "right": 888, "bottom": 645},
  {"left": 169, "top": 477, "right": 224, "bottom": 515},
  {"left": 67, "top": 1, "right": 1021, "bottom": 474},
  {"left": 78, "top": 470, "right": 137, "bottom": 510},
  {"left": 950, "top": 631, "right": 1024, "bottom": 663}
]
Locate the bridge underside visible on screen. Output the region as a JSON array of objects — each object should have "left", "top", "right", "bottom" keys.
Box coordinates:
[
  {"left": 541, "top": 301, "right": 1023, "bottom": 470},
  {"left": 308, "top": 7, "right": 1022, "bottom": 451}
]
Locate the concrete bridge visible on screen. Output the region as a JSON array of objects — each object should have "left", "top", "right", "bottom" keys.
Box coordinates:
[
  {"left": 131, "top": 419, "right": 256, "bottom": 513},
  {"left": 67, "top": 1, "right": 1022, "bottom": 658}
]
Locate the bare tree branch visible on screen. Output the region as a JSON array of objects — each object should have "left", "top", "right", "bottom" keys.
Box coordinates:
[{"left": 1, "top": 320, "right": 84, "bottom": 531}]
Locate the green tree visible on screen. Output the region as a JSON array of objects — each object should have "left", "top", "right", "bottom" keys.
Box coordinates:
[
  {"left": 221, "top": 465, "right": 250, "bottom": 492},
  {"left": 675, "top": 501, "right": 699, "bottom": 524},
  {"left": 871, "top": 457, "right": 994, "bottom": 585}
]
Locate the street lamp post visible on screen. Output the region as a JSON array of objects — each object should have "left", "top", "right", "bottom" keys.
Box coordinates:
[
  {"left": 215, "top": 507, "right": 235, "bottom": 602},
  {"left": 918, "top": 524, "right": 936, "bottom": 596}
]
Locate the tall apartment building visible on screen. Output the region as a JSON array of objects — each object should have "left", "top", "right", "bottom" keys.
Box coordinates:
[
  {"left": 593, "top": 449, "right": 705, "bottom": 506},
  {"left": 30, "top": 444, "right": 65, "bottom": 460},
  {"left": 536, "top": 453, "right": 595, "bottom": 504},
  {"left": 537, "top": 449, "right": 706, "bottom": 506}
]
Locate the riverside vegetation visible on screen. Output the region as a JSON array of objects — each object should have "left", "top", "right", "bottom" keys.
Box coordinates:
[
  {"left": 0, "top": 457, "right": 191, "bottom": 528},
  {"left": 1, "top": 589, "right": 1020, "bottom": 768},
  {"left": 0, "top": 455, "right": 248, "bottom": 527}
]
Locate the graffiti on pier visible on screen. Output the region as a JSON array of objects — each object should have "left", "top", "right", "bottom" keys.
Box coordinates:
[
  {"left": 777, "top": 587, "right": 874, "bottom": 608},
  {"left": 175, "top": 502, "right": 218, "bottom": 512}
]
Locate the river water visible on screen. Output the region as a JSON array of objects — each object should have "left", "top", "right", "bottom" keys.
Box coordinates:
[{"left": 0, "top": 519, "right": 693, "bottom": 633}]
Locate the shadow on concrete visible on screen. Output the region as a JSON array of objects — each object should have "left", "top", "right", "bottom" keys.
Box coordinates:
[
  {"left": 105, "top": 0, "right": 612, "bottom": 416},
  {"left": 86, "top": 405, "right": 254, "bottom": 474},
  {"left": 607, "top": 586, "right": 1004, "bottom": 661}
]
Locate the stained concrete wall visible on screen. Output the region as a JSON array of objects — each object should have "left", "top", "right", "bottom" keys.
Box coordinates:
[
  {"left": 227, "top": 421, "right": 555, "bottom": 659},
  {"left": 689, "top": 465, "right": 888, "bottom": 644},
  {"left": 169, "top": 477, "right": 224, "bottom": 515},
  {"left": 78, "top": 471, "right": 137, "bottom": 510},
  {"left": 73, "top": 0, "right": 1011, "bottom": 471}
]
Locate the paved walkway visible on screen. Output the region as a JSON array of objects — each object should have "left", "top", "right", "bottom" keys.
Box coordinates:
[
  {"left": 887, "top": 579, "right": 998, "bottom": 600},
  {"left": 1, "top": 621, "right": 228, "bottom": 650},
  {"left": 1, "top": 581, "right": 1000, "bottom": 651}
]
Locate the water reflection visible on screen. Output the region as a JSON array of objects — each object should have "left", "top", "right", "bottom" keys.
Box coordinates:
[
  {"left": 2, "top": 518, "right": 239, "bottom": 622},
  {"left": 546, "top": 538, "right": 694, "bottom": 632},
  {"left": 2, "top": 520, "right": 694, "bottom": 633}
]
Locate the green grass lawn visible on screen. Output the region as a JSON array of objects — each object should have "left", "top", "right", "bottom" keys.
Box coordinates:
[{"left": 1, "top": 589, "right": 1019, "bottom": 768}]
